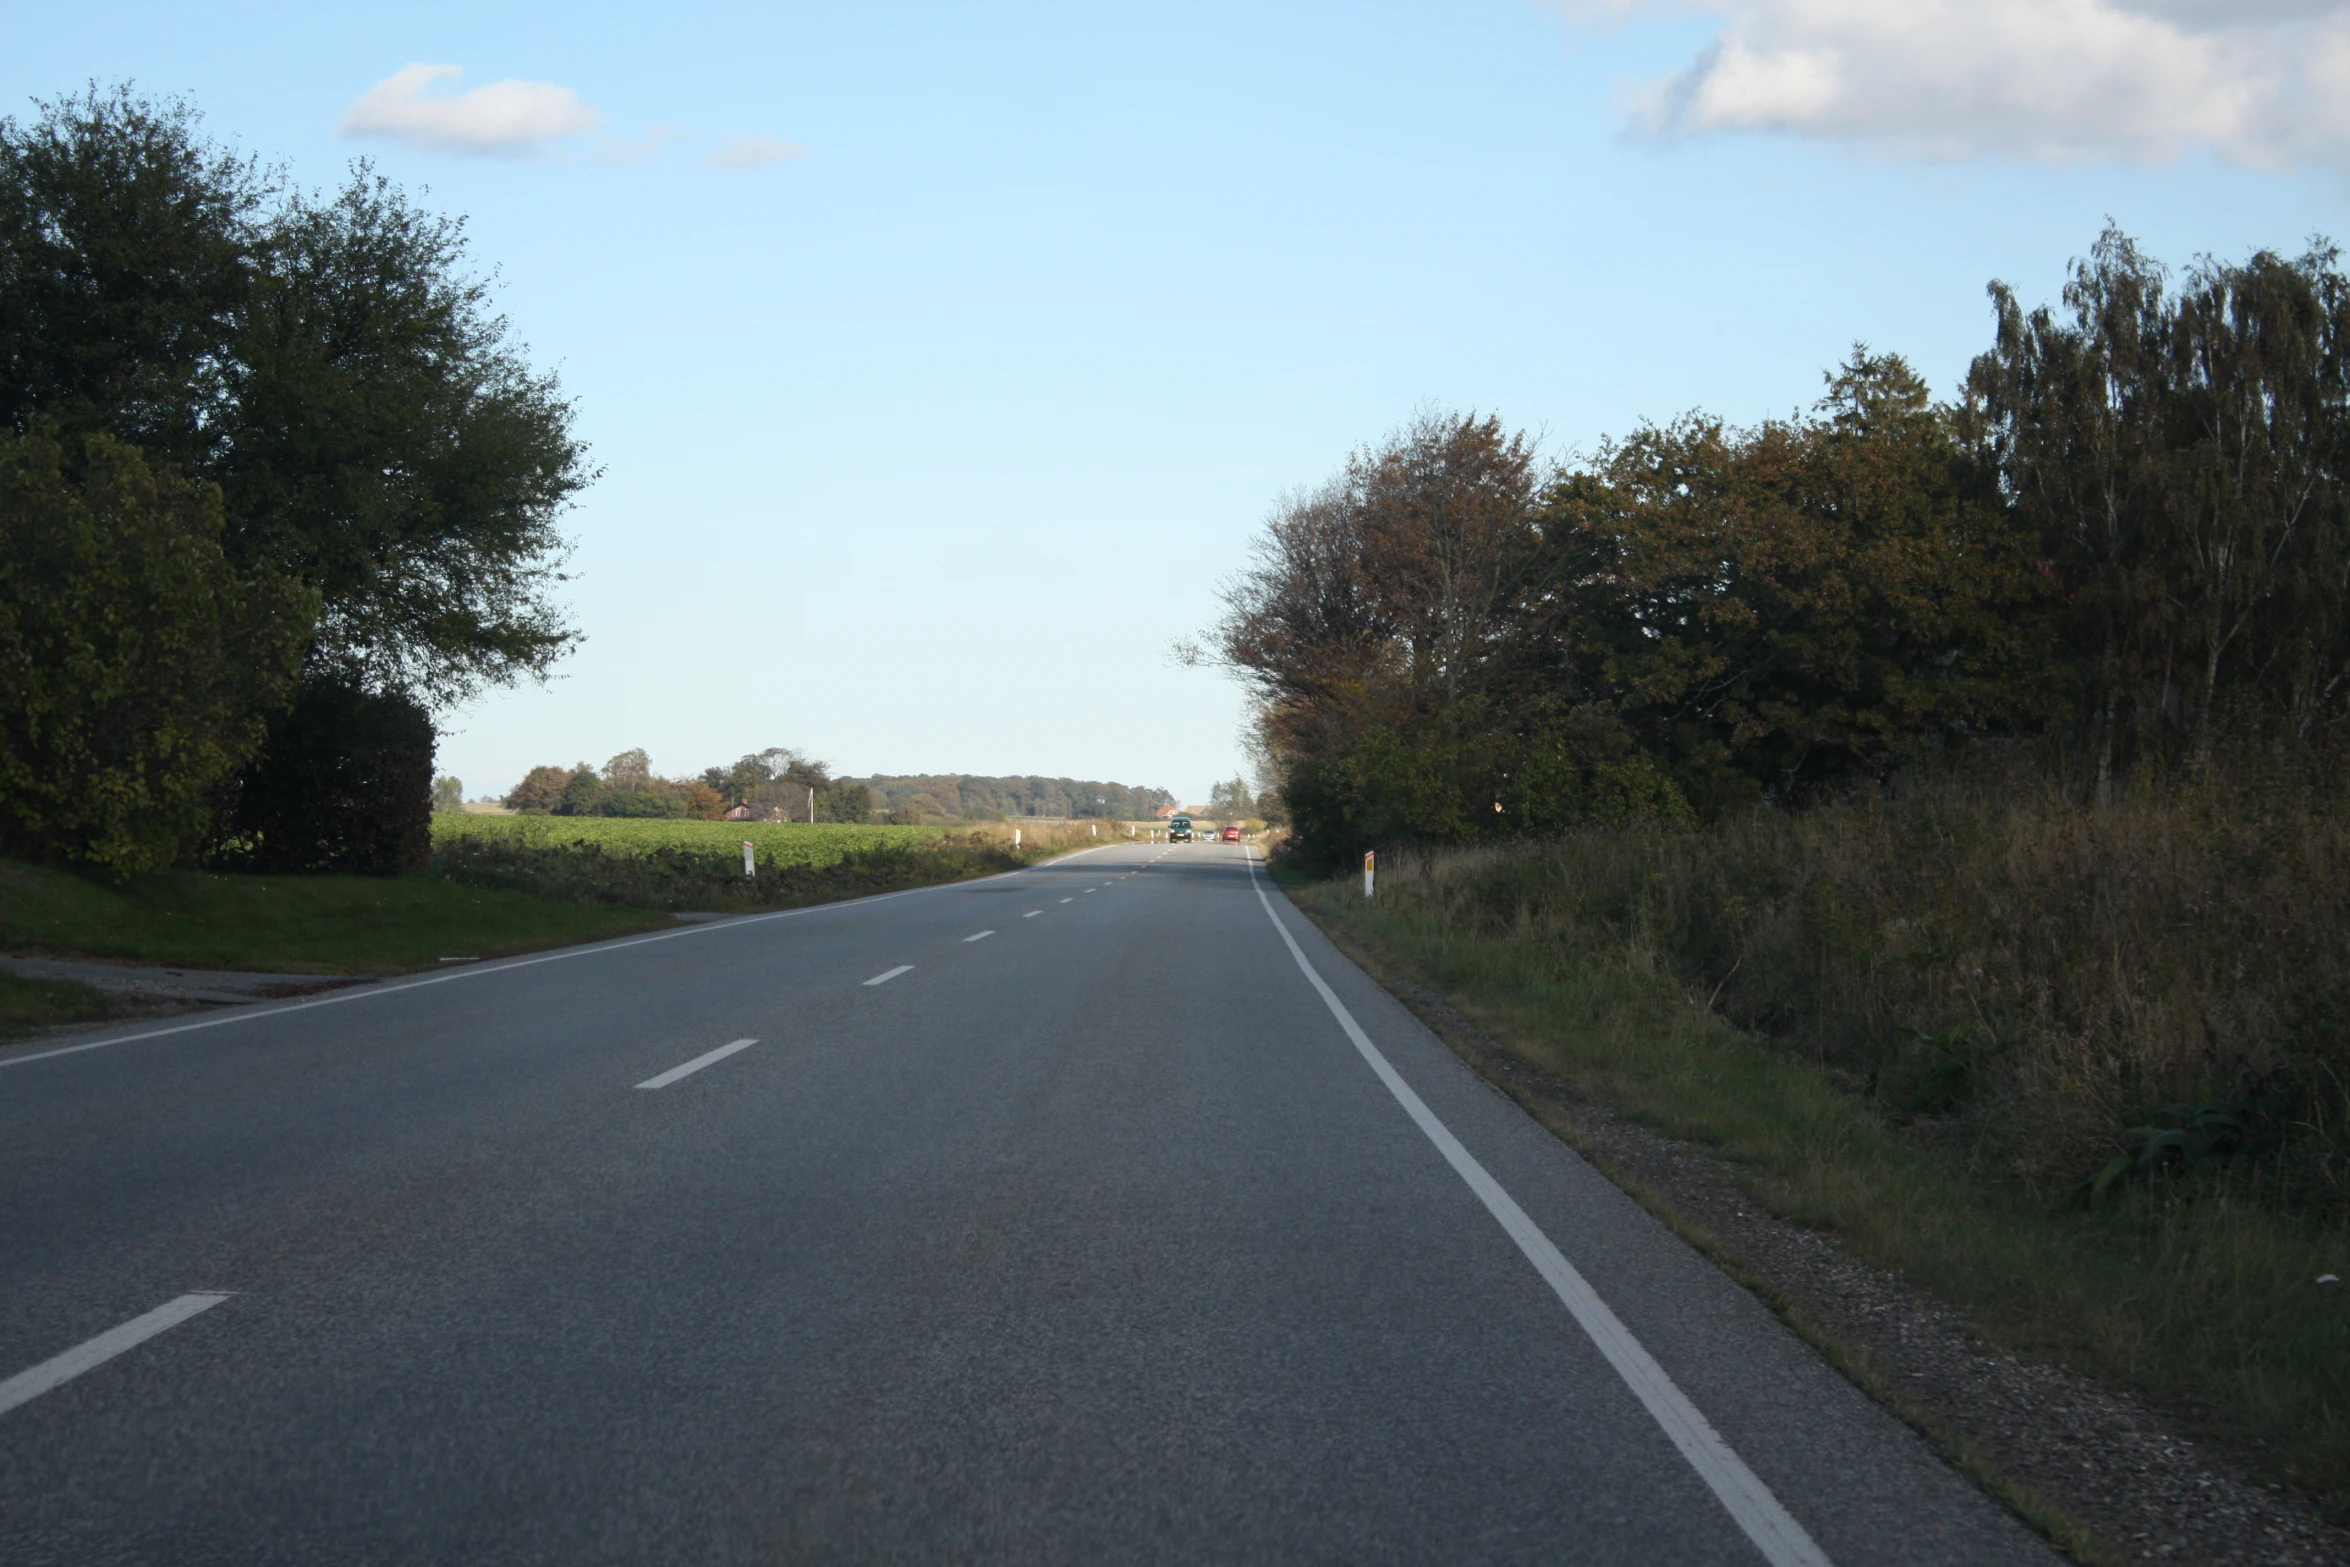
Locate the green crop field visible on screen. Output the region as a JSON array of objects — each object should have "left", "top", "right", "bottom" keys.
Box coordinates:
[{"left": 431, "top": 815, "right": 956, "bottom": 870}]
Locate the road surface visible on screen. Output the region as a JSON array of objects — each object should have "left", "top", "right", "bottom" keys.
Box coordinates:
[{"left": 0, "top": 841, "right": 2052, "bottom": 1565}]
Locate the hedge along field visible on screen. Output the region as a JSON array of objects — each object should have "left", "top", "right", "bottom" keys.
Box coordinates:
[
  {"left": 432, "top": 816, "right": 952, "bottom": 870},
  {"left": 429, "top": 816, "right": 1109, "bottom": 910}
]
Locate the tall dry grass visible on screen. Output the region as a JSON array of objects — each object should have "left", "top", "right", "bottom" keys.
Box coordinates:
[{"left": 1385, "top": 768, "right": 2350, "bottom": 1207}]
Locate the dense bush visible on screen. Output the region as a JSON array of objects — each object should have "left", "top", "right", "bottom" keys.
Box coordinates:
[
  {"left": 1372, "top": 759, "right": 2350, "bottom": 1212},
  {"left": 432, "top": 824, "right": 1096, "bottom": 909},
  {"left": 0, "top": 430, "right": 311, "bottom": 872},
  {"left": 217, "top": 680, "right": 434, "bottom": 874}
]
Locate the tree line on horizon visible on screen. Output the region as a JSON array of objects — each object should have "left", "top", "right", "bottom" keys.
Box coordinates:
[
  {"left": 490, "top": 754, "right": 1176, "bottom": 826},
  {"left": 1206, "top": 226, "right": 2350, "bottom": 867},
  {"left": 856, "top": 775, "right": 1174, "bottom": 823},
  {"left": 501, "top": 748, "right": 874, "bottom": 823},
  {"left": 0, "top": 87, "right": 586, "bottom": 876}
]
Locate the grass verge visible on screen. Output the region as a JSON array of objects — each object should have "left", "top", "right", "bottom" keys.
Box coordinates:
[
  {"left": 0, "top": 858, "right": 670, "bottom": 974},
  {"left": 0, "top": 969, "right": 114, "bottom": 1037},
  {"left": 1283, "top": 855, "right": 2350, "bottom": 1516},
  {"left": 0, "top": 825, "right": 1114, "bottom": 985}
]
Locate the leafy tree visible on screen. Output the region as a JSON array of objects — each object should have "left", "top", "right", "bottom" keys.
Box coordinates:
[
  {"left": 1554, "top": 351, "right": 2055, "bottom": 803},
  {"left": 817, "top": 781, "right": 874, "bottom": 823},
  {"left": 1967, "top": 225, "right": 2350, "bottom": 782},
  {"left": 503, "top": 764, "right": 571, "bottom": 814},
  {"left": 1966, "top": 227, "right": 2178, "bottom": 792},
  {"left": 0, "top": 86, "right": 589, "bottom": 712},
  {"left": 219, "top": 171, "right": 588, "bottom": 702},
  {"left": 0, "top": 430, "right": 312, "bottom": 871},
  {"left": 0, "top": 87, "right": 264, "bottom": 469},
  {"left": 0, "top": 87, "right": 595, "bottom": 870},
  {"left": 432, "top": 775, "right": 462, "bottom": 812},
  {"left": 555, "top": 765, "right": 604, "bottom": 817},
  {"left": 1207, "top": 777, "right": 1256, "bottom": 818}
]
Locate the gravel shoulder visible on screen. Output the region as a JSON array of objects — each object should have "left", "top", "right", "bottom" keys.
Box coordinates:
[{"left": 0, "top": 953, "right": 371, "bottom": 1009}]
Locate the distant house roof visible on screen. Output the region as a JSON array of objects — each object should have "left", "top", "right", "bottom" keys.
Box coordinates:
[
  {"left": 722, "top": 804, "right": 754, "bottom": 821},
  {"left": 1154, "top": 805, "right": 1176, "bottom": 817}
]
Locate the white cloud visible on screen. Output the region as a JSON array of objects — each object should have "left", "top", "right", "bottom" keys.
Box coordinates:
[
  {"left": 596, "top": 125, "right": 686, "bottom": 166},
  {"left": 341, "top": 64, "right": 602, "bottom": 156},
  {"left": 1560, "top": 0, "right": 2350, "bottom": 167},
  {"left": 707, "top": 134, "right": 806, "bottom": 171}
]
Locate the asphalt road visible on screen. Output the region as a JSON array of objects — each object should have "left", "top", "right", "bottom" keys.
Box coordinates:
[{"left": 0, "top": 842, "right": 2055, "bottom": 1566}]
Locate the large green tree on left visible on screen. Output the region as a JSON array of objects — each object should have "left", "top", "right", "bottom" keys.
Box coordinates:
[
  {"left": 0, "top": 432, "right": 313, "bottom": 872},
  {"left": 0, "top": 87, "right": 591, "bottom": 869}
]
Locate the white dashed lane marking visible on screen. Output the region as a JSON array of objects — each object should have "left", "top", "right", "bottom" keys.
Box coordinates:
[
  {"left": 636, "top": 1038, "right": 757, "bottom": 1090},
  {"left": 0, "top": 1295, "right": 232, "bottom": 1419}
]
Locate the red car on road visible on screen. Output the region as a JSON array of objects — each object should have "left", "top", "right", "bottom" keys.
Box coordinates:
[{"left": 1221, "top": 826, "right": 1243, "bottom": 842}]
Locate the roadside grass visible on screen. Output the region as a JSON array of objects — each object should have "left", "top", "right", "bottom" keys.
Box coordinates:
[
  {"left": 0, "top": 969, "right": 114, "bottom": 1038},
  {"left": 0, "top": 858, "right": 670, "bottom": 974},
  {"left": 1285, "top": 852, "right": 2350, "bottom": 1512},
  {"left": 0, "top": 822, "right": 1118, "bottom": 983}
]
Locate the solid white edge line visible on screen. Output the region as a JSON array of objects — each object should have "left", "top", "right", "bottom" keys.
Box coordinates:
[
  {"left": 0, "top": 846, "right": 1115, "bottom": 1071},
  {"left": 863, "top": 965, "right": 914, "bottom": 987},
  {"left": 1242, "top": 852, "right": 1833, "bottom": 1567},
  {"left": 634, "top": 1037, "right": 757, "bottom": 1090},
  {"left": 0, "top": 1293, "right": 233, "bottom": 1418},
  {"left": 963, "top": 930, "right": 995, "bottom": 942}
]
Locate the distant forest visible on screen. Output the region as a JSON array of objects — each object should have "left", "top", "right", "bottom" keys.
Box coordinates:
[
  {"left": 853, "top": 776, "right": 1174, "bottom": 822},
  {"left": 494, "top": 755, "right": 1173, "bottom": 825}
]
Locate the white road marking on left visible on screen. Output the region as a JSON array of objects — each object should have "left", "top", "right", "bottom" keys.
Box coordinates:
[
  {"left": 864, "top": 965, "right": 913, "bottom": 987},
  {"left": 636, "top": 1038, "right": 757, "bottom": 1090},
  {"left": 964, "top": 930, "right": 995, "bottom": 942},
  {"left": 0, "top": 1294, "right": 232, "bottom": 1418}
]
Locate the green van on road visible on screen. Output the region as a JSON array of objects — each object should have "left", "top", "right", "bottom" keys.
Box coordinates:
[{"left": 1168, "top": 815, "right": 1193, "bottom": 842}]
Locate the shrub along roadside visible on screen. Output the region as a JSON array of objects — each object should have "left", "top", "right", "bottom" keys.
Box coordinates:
[
  {"left": 431, "top": 822, "right": 1108, "bottom": 910},
  {"left": 1282, "top": 848, "right": 2350, "bottom": 1517},
  {"left": 0, "top": 857, "right": 668, "bottom": 978}
]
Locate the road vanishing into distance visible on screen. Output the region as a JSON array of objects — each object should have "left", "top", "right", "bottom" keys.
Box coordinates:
[{"left": 0, "top": 842, "right": 2053, "bottom": 1566}]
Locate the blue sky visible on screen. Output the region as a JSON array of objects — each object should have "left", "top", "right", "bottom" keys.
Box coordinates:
[{"left": 10, "top": 1, "right": 2346, "bottom": 805}]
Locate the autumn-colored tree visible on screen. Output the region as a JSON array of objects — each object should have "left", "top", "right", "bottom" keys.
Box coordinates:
[{"left": 503, "top": 765, "right": 573, "bottom": 814}]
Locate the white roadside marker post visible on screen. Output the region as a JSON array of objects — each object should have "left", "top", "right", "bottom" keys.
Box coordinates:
[
  {"left": 1363, "top": 850, "right": 1375, "bottom": 899},
  {"left": 1014, "top": 827, "right": 1022, "bottom": 848},
  {"left": 808, "top": 787, "right": 816, "bottom": 824},
  {"left": 742, "top": 840, "right": 755, "bottom": 878}
]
